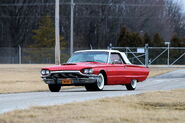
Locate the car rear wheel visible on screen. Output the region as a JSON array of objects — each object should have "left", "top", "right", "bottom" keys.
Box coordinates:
[
  {"left": 125, "top": 79, "right": 137, "bottom": 90},
  {"left": 84, "top": 84, "right": 94, "bottom": 91},
  {"left": 48, "top": 84, "right": 61, "bottom": 92},
  {"left": 85, "top": 73, "right": 105, "bottom": 91}
]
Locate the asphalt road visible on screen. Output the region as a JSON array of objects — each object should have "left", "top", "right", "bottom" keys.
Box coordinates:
[{"left": 0, "top": 69, "right": 185, "bottom": 114}]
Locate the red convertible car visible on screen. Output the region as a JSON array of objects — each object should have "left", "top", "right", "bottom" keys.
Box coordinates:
[{"left": 41, "top": 50, "right": 149, "bottom": 92}]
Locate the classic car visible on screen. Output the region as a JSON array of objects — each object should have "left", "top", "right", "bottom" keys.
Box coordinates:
[{"left": 41, "top": 50, "right": 149, "bottom": 92}]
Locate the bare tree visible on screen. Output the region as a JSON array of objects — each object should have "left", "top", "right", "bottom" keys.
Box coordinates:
[
  {"left": 0, "top": 0, "right": 55, "bottom": 47},
  {"left": 0, "top": 0, "right": 185, "bottom": 49}
]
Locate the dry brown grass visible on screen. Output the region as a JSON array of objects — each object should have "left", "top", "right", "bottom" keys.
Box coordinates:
[
  {"left": 0, "top": 64, "right": 183, "bottom": 94},
  {"left": 0, "top": 89, "right": 185, "bottom": 123},
  {"left": 148, "top": 67, "right": 182, "bottom": 77},
  {"left": 0, "top": 64, "right": 49, "bottom": 94}
]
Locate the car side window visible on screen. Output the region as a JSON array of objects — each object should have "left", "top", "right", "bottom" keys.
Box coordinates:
[{"left": 110, "top": 53, "right": 125, "bottom": 64}]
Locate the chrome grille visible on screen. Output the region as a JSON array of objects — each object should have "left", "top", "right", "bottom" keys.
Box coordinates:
[{"left": 51, "top": 73, "right": 85, "bottom": 78}]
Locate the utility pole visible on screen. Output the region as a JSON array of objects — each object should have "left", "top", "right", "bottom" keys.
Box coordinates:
[
  {"left": 70, "top": 0, "right": 74, "bottom": 56},
  {"left": 55, "top": 0, "right": 61, "bottom": 65}
]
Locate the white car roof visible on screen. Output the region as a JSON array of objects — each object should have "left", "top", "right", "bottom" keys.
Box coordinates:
[{"left": 75, "top": 49, "right": 132, "bottom": 64}]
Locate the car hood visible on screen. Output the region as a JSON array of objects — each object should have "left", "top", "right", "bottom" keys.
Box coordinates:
[{"left": 42, "top": 62, "right": 106, "bottom": 71}]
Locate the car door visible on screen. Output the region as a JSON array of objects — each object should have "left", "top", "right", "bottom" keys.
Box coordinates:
[{"left": 107, "top": 53, "right": 127, "bottom": 84}]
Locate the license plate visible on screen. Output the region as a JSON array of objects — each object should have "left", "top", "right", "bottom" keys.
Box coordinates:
[{"left": 62, "top": 79, "right": 72, "bottom": 84}]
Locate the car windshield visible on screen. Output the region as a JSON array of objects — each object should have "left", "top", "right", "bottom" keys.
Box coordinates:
[{"left": 67, "top": 51, "right": 109, "bottom": 63}]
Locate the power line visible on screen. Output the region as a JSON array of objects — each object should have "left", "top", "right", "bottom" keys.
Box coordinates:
[
  {"left": 0, "top": 16, "right": 165, "bottom": 19},
  {"left": 74, "top": 16, "right": 164, "bottom": 19},
  {"left": 0, "top": 3, "right": 174, "bottom": 7}
]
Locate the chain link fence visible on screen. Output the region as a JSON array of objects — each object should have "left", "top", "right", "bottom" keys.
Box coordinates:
[
  {"left": 0, "top": 47, "right": 68, "bottom": 64},
  {"left": 112, "top": 46, "right": 185, "bottom": 65},
  {"left": 1, "top": 47, "right": 185, "bottom": 65},
  {"left": 0, "top": 47, "right": 18, "bottom": 64},
  {"left": 0, "top": 47, "right": 92, "bottom": 64}
]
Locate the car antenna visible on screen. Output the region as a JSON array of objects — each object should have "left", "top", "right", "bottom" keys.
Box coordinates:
[{"left": 90, "top": 44, "right": 93, "bottom": 50}]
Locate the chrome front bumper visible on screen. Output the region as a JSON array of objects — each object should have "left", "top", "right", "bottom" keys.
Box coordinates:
[
  {"left": 41, "top": 70, "right": 99, "bottom": 85},
  {"left": 42, "top": 77, "right": 98, "bottom": 85}
]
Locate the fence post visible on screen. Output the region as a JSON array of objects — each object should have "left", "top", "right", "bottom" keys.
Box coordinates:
[
  {"left": 165, "top": 42, "right": 170, "bottom": 66},
  {"left": 167, "top": 43, "right": 170, "bottom": 66},
  {"left": 145, "top": 44, "right": 149, "bottom": 67},
  {"left": 18, "top": 45, "right": 22, "bottom": 64},
  {"left": 108, "top": 43, "right": 112, "bottom": 50}
]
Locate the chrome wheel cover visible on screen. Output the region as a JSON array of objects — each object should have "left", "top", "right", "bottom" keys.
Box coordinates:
[
  {"left": 97, "top": 73, "right": 104, "bottom": 90},
  {"left": 131, "top": 80, "right": 137, "bottom": 89}
]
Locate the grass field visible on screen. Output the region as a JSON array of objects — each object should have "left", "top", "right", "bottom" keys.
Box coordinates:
[
  {"left": 0, "top": 89, "right": 185, "bottom": 123},
  {"left": 0, "top": 64, "right": 48, "bottom": 94},
  {"left": 0, "top": 64, "right": 183, "bottom": 94}
]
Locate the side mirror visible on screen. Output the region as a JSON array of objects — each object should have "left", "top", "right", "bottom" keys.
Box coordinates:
[{"left": 112, "top": 60, "right": 122, "bottom": 64}]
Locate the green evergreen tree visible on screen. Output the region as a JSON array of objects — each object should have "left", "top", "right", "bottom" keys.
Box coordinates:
[
  {"left": 24, "top": 16, "right": 68, "bottom": 63},
  {"left": 143, "top": 32, "right": 152, "bottom": 46},
  {"left": 129, "top": 32, "right": 144, "bottom": 47},
  {"left": 171, "top": 34, "right": 185, "bottom": 47},
  {"left": 31, "top": 16, "right": 66, "bottom": 48},
  {"left": 152, "top": 33, "right": 164, "bottom": 47},
  {"left": 182, "top": 38, "right": 185, "bottom": 47},
  {"left": 118, "top": 27, "right": 144, "bottom": 47},
  {"left": 117, "top": 27, "right": 129, "bottom": 47},
  {"left": 170, "top": 34, "right": 185, "bottom": 60}
]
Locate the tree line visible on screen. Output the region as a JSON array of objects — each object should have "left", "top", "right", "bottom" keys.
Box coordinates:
[
  {"left": 118, "top": 26, "right": 185, "bottom": 47},
  {"left": 0, "top": 0, "right": 185, "bottom": 49}
]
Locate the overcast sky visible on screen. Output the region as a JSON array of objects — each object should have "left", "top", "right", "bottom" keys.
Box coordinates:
[
  {"left": 179, "top": 0, "right": 185, "bottom": 12},
  {"left": 180, "top": 0, "right": 185, "bottom": 6}
]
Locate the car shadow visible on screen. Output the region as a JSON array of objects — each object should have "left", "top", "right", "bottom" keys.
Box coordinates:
[{"left": 60, "top": 89, "right": 128, "bottom": 93}]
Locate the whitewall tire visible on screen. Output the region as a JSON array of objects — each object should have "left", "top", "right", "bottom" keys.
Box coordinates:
[{"left": 125, "top": 79, "right": 137, "bottom": 90}]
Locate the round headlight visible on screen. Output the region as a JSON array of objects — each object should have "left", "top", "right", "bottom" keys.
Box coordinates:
[
  {"left": 83, "top": 69, "right": 93, "bottom": 74},
  {"left": 84, "top": 69, "right": 89, "bottom": 74},
  {"left": 41, "top": 70, "right": 46, "bottom": 75},
  {"left": 88, "top": 69, "right": 93, "bottom": 74},
  {"left": 45, "top": 70, "right": 50, "bottom": 75},
  {"left": 41, "top": 70, "right": 50, "bottom": 75}
]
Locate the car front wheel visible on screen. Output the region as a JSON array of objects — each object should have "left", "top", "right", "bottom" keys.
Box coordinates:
[
  {"left": 85, "top": 73, "right": 105, "bottom": 91},
  {"left": 125, "top": 79, "right": 137, "bottom": 90},
  {"left": 48, "top": 84, "right": 61, "bottom": 92}
]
